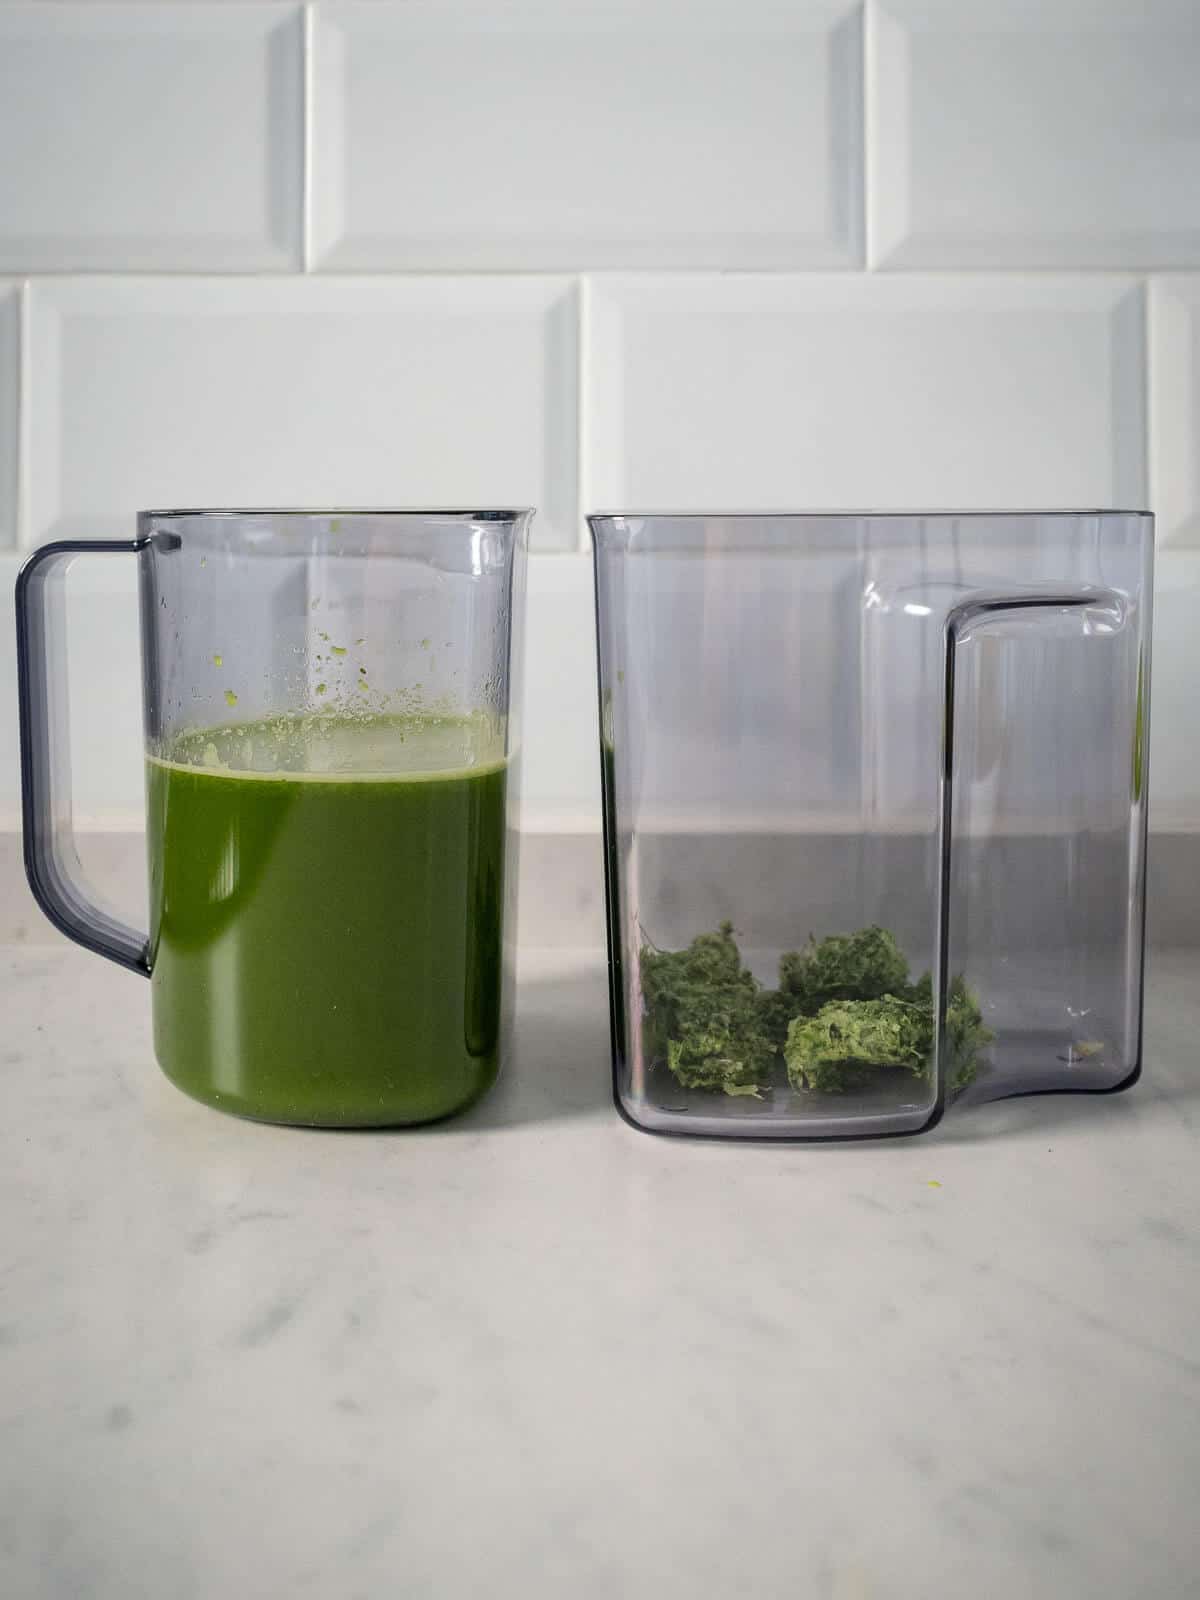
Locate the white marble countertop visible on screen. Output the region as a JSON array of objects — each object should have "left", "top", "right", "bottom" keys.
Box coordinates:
[{"left": 2, "top": 943, "right": 1198, "bottom": 1599}]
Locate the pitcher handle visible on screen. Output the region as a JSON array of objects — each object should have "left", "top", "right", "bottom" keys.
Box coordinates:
[
  {"left": 15, "top": 539, "right": 151, "bottom": 975},
  {"left": 935, "top": 585, "right": 1132, "bottom": 1108}
]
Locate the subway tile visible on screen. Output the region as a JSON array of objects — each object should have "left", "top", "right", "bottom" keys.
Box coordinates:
[
  {"left": 869, "top": 0, "right": 1200, "bottom": 269},
  {"left": 1150, "top": 276, "right": 1200, "bottom": 547},
  {"left": 0, "top": 5, "right": 302, "bottom": 272},
  {"left": 0, "top": 284, "right": 17, "bottom": 549},
  {"left": 585, "top": 275, "right": 1145, "bottom": 513},
  {"left": 27, "top": 277, "right": 578, "bottom": 550},
  {"left": 521, "top": 552, "right": 600, "bottom": 829},
  {"left": 311, "top": 0, "right": 863, "bottom": 271}
]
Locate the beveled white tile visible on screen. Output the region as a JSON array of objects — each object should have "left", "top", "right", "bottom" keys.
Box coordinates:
[
  {"left": 1150, "top": 277, "right": 1200, "bottom": 548},
  {"left": 27, "top": 278, "right": 578, "bottom": 550},
  {"left": 0, "top": 284, "right": 17, "bottom": 549},
  {"left": 585, "top": 275, "right": 1145, "bottom": 513},
  {"left": 312, "top": 0, "right": 863, "bottom": 271},
  {"left": 870, "top": 0, "right": 1200, "bottom": 269},
  {"left": 0, "top": 5, "right": 302, "bottom": 272}
]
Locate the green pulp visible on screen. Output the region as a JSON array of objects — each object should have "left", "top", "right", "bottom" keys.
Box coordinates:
[{"left": 146, "top": 715, "right": 508, "bottom": 1127}]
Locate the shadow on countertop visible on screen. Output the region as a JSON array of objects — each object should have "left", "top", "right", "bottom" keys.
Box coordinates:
[
  {"left": 434, "top": 948, "right": 1200, "bottom": 1145},
  {"left": 442, "top": 966, "right": 615, "bottom": 1133},
  {"left": 930, "top": 946, "right": 1200, "bottom": 1148}
]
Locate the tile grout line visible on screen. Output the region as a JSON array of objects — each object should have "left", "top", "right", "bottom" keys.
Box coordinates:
[
  {"left": 1142, "top": 275, "right": 1153, "bottom": 534},
  {"left": 576, "top": 275, "right": 591, "bottom": 553},
  {"left": 16, "top": 278, "right": 30, "bottom": 550},
  {"left": 300, "top": 3, "right": 315, "bottom": 273},
  {"left": 0, "top": 267, "right": 1190, "bottom": 284},
  {"left": 862, "top": 0, "right": 877, "bottom": 272}
]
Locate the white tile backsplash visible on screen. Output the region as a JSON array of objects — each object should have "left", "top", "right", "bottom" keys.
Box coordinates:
[
  {"left": 1150, "top": 276, "right": 1200, "bottom": 548},
  {"left": 0, "top": 5, "right": 303, "bottom": 273},
  {"left": 870, "top": 0, "right": 1200, "bottom": 270},
  {"left": 585, "top": 274, "right": 1145, "bottom": 513},
  {"left": 311, "top": 0, "right": 863, "bottom": 271},
  {"left": 27, "top": 276, "right": 578, "bottom": 549},
  {"left": 0, "top": 4, "right": 1196, "bottom": 834}
]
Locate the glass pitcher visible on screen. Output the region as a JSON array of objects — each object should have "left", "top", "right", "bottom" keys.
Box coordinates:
[
  {"left": 590, "top": 512, "right": 1153, "bottom": 1140},
  {"left": 16, "top": 509, "right": 529, "bottom": 1127}
]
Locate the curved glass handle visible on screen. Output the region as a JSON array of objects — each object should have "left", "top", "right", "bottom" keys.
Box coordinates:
[
  {"left": 15, "top": 539, "right": 151, "bottom": 975},
  {"left": 936, "top": 585, "right": 1134, "bottom": 1109}
]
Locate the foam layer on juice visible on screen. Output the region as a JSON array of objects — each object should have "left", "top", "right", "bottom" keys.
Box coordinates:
[{"left": 149, "top": 712, "right": 507, "bottom": 783}]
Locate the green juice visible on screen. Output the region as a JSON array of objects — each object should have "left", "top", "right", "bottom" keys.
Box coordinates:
[{"left": 146, "top": 715, "right": 508, "bottom": 1127}]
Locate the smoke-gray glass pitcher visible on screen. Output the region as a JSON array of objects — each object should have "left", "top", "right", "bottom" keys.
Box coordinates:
[
  {"left": 590, "top": 512, "right": 1153, "bottom": 1140},
  {"left": 17, "top": 509, "right": 529, "bottom": 1127}
]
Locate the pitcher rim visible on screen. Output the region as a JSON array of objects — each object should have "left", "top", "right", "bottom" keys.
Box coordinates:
[
  {"left": 587, "top": 508, "right": 1152, "bottom": 522},
  {"left": 139, "top": 507, "right": 532, "bottom": 522}
]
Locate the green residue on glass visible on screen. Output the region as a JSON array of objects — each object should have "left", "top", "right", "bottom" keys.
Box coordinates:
[
  {"left": 642, "top": 923, "right": 992, "bottom": 1100},
  {"left": 224, "top": 689, "right": 238, "bottom": 708},
  {"left": 330, "top": 517, "right": 341, "bottom": 534},
  {"left": 776, "top": 926, "right": 909, "bottom": 1018},
  {"left": 420, "top": 638, "right": 431, "bottom": 649},
  {"left": 200, "top": 556, "right": 207, "bottom": 568},
  {"left": 319, "top": 631, "right": 330, "bottom": 643},
  {"left": 331, "top": 646, "right": 347, "bottom": 657},
  {"left": 641, "top": 924, "right": 773, "bottom": 1098},
  {"left": 785, "top": 996, "right": 928, "bottom": 1093},
  {"left": 212, "top": 653, "right": 223, "bottom": 667},
  {"left": 315, "top": 683, "right": 327, "bottom": 696}
]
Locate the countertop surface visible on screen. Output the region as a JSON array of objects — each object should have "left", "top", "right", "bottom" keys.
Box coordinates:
[{"left": 2, "top": 943, "right": 1198, "bottom": 1599}]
